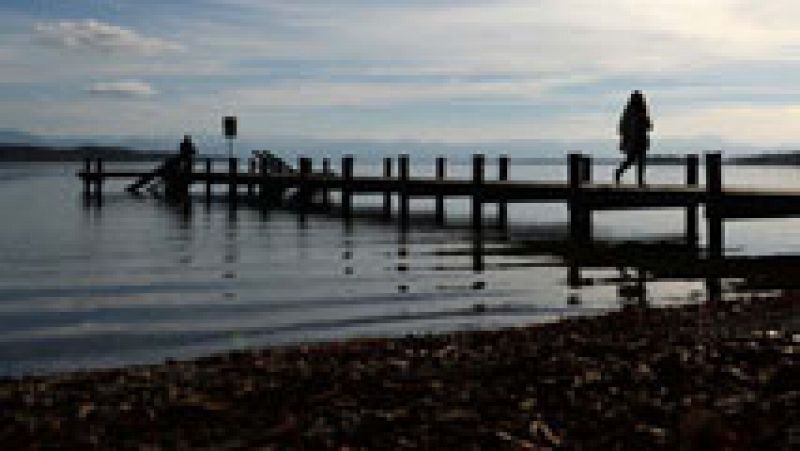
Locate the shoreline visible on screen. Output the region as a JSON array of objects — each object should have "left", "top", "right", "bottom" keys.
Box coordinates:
[{"left": 1, "top": 293, "right": 797, "bottom": 449}]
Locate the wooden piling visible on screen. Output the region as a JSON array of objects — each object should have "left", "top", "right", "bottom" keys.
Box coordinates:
[
  {"left": 228, "top": 157, "right": 238, "bottom": 206},
  {"left": 383, "top": 157, "right": 392, "bottom": 219},
  {"left": 686, "top": 154, "right": 699, "bottom": 246},
  {"left": 342, "top": 155, "right": 353, "bottom": 218},
  {"left": 435, "top": 157, "right": 446, "bottom": 225},
  {"left": 497, "top": 155, "right": 508, "bottom": 229},
  {"left": 321, "top": 158, "right": 331, "bottom": 210},
  {"left": 205, "top": 158, "right": 212, "bottom": 202},
  {"left": 568, "top": 153, "right": 590, "bottom": 242},
  {"left": 298, "top": 157, "right": 311, "bottom": 211},
  {"left": 580, "top": 155, "right": 592, "bottom": 184},
  {"left": 259, "top": 156, "right": 270, "bottom": 209},
  {"left": 399, "top": 155, "right": 410, "bottom": 226},
  {"left": 581, "top": 155, "right": 593, "bottom": 239},
  {"left": 183, "top": 150, "right": 193, "bottom": 202},
  {"left": 472, "top": 154, "right": 484, "bottom": 231},
  {"left": 247, "top": 158, "right": 256, "bottom": 198},
  {"left": 706, "top": 152, "right": 723, "bottom": 260}
]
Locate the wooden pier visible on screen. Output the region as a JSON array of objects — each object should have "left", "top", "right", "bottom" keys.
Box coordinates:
[{"left": 78, "top": 152, "right": 800, "bottom": 259}]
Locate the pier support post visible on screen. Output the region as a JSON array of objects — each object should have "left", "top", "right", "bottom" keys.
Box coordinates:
[
  {"left": 705, "top": 152, "right": 723, "bottom": 261},
  {"left": 181, "top": 151, "right": 192, "bottom": 203},
  {"left": 582, "top": 155, "right": 593, "bottom": 238},
  {"left": 580, "top": 155, "right": 592, "bottom": 185},
  {"left": 568, "top": 153, "right": 591, "bottom": 242},
  {"left": 472, "top": 154, "right": 484, "bottom": 231},
  {"left": 686, "top": 154, "right": 699, "bottom": 247},
  {"left": 258, "top": 155, "right": 267, "bottom": 208},
  {"left": 435, "top": 157, "right": 446, "bottom": 225},
  {"left": 322, "top": 158, "right": 331, "bottom": 210},
  {"left": 399, "top": 154, "right": 410, "bottom": 227},
  {"left": 383, "top": 157, "right": 392, "bottom": 219},
  {"left": 298, "top": 157, "right": 311, "bottom": 212},
  {"left": 83, "top": 158, "right": 92, "bottom": 197},
  {"left": 342, "top": 155, "right": 353, "bottom": 219},
  {"left": 247, "top": 158, "right": 256, "bottom": 198},
  {"left": 436, "top": 157, "right": 447, "bottom": 225},
  {"left": 705, "top": 151, "right": 724, "bottom": 304},
  {"left": 205, "top": 158, "right": 212, "bottom": 202},
  {"left": 497, "top": 155, "right": 508, "bottom": 229},
  {"left": 228, "top": 157, "right": 238, "bottom": 207},
  {"left": 94, "top": 158, "right": 103, "bottom": 202}
]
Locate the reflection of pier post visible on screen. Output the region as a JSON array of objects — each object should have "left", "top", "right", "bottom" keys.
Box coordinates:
[
  {"left": 399, "top": 154, "right": 410, "bottom": 228},
  {"left": 472, "top": 228, "right": 484, "bottom": 272},
  {"left": 342, "top": 155, "right": 353, "bottom": 220},
  {"left": 686, "top": 154, "right": 699, "bottom": 246},
  {"left": 567, "top": 264, "right": 581, "bottom": 289},
  {"left": 435, "top": 156, "right": 446, "bottom": 225},
  {"left": 383, "top": 157, "right": 392, "bottom": 219},
  {"left": 472, "top": 154, "right": 484, "bottom": 232},
  {"left": 497, "top": 155, "right": 508, "bottom": 230},
  {"left": 568, "top": 153, "right": 592, "bottom": 242}
]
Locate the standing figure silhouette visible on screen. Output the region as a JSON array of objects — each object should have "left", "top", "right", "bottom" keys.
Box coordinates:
[{"left": 614, "top": 90, "right": 652, "bottom": 185}]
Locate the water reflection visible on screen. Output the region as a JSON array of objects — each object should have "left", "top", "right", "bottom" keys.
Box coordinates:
[
  {"left": 462, "top": 231, "right": 800, "bottom": 306},
  {"left": 5, "top": 163, "right": 798, "bottom": 375}
]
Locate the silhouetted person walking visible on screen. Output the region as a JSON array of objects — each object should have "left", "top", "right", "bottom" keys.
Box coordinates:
[{"left": 615, "top": 90, "right": 652, "bottom": 185}]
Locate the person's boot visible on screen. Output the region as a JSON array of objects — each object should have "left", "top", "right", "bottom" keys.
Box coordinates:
[{"left": 614, "top": 168, "right": 621, "bottom": 184}]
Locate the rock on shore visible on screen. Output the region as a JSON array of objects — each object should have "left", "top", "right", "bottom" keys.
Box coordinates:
[{"left": 1, "top": 294, "right": 798, "bottom": 449}]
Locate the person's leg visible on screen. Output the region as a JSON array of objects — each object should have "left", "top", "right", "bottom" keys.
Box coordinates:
[
  {"left": 636, "top": 151, "right": 646, "bottom": 186},
  {"left": 615, "top": 154, "right": 634, "bottom": 183}
]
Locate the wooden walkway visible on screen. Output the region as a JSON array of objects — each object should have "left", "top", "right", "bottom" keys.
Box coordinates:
[{"left": 78, "top": 152, "right": 800, "bottom": 260}]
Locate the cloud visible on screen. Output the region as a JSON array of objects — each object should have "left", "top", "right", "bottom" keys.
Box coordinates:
[
  {"left": 34, "top": 19, "right": 183, "bottom": 56},
  {"left": 220, "top": 79, "right": 554, "bottom": 107},
  {"left": 5, "top": 1, "right": 800, "bottom": 147},
  {"left": 86, "top": 80, "right": 157, "bottom": 98}
]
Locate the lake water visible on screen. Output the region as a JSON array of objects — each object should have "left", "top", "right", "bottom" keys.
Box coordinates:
[{"left": 0, "top": 158, "right": 798, "bottom": 375}]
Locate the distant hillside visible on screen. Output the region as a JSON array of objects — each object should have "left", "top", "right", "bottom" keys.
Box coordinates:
[
  {"left": 0, "top": 144, "right": 171, "bottom": 162},
  {"left": 730, "top": 152, "right": 800, "bottom": 166}
]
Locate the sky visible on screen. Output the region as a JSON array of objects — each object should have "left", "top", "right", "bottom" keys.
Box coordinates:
[{"left": 3, "top": 0, "right": 800, "bottom": 153}]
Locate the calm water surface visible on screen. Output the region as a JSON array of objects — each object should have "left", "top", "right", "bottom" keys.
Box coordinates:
[{"left": 0, "top": 159, "right": 798, "bottom": 375}]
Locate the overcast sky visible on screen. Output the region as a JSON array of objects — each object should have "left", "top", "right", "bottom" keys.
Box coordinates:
[{"left": 3, "top": 1, "right": 800, "bottom": 151}]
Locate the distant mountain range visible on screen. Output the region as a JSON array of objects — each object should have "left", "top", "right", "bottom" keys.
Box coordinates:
[
  {"left": 0, "top": 129, "right": 798, "bottom": 164},
  {"left": 729, "top": 152, "right": 800, "bottom": 165},
  {"left": 0, "top": 144, "right": 170, "bottom": 162}
]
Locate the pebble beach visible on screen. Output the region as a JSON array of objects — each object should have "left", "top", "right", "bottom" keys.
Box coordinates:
[{"left": 1, "top": 293, "right": 797, "bottom": 449}]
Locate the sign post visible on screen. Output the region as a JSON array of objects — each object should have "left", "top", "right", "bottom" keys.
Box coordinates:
[{"left": 223, "top": 116, "right": 237, "bottom": 158}]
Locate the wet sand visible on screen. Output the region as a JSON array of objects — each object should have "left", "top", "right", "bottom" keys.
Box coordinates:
[{"left": 1, "top": 293, "right": 797, "bottom": 449}]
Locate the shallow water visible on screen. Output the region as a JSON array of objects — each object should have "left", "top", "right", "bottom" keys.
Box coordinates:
[{"left": 0, "top": 159, "right": 797, "bottom": 375}]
